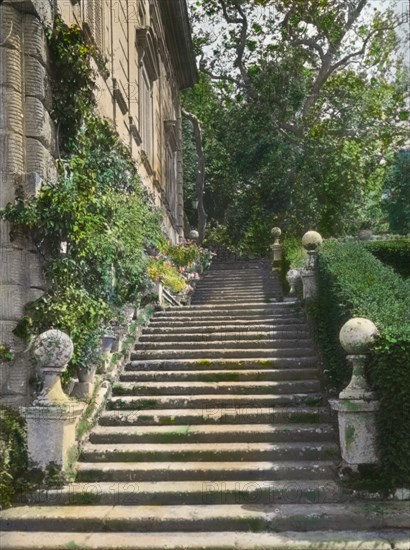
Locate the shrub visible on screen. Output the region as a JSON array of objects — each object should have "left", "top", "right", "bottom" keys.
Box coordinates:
[
  {"left": 147, "top": 259, "right": 187, "bottom": 293},
  {"left": 364, "top": 240, "right": 410, "bottom": 279},
  {"left": 314, "top": 241, "right": 410, "bottom": 486},
  {"left": 0, "top": 407, "right": 28, "bottom": 508}
]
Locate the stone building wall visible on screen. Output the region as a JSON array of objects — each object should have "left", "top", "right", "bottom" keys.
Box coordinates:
[{"left": 0, "top": 0, "right": 196, "bottom": 404}]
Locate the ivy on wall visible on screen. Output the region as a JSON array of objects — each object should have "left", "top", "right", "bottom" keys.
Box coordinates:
[{"left": 0, "top": 16, "right": 165, "bottom": 370}]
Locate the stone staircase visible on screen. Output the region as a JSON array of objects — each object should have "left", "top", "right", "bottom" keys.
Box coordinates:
[{"left": 1, "top": 259, "right": 409, "bottom": 549}]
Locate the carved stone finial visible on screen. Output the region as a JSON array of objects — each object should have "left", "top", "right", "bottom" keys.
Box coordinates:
[
  {"left": 286, "top": 269, "right": 300, "bottom": 296},
  {"left": 339, "top": 318, "right": 379, "bottom": 400},
  {"left": 188, "top": 230, "right": 199, "bottom": 242},
  {"left": 339, "top": 317, "right": 378, "bottom": 355},
  {"left": 302, "top": 230, "right": 323, "bottom": 251},
  {"left": 32, "top": 330, "right": 74, "bottom": 406}
]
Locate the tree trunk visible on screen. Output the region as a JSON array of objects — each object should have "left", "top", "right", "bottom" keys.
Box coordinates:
[{"left": 182, "top": 109, "right": 207, "bottom": 242}]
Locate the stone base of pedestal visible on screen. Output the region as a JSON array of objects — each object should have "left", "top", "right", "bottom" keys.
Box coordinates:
[
  {"left": 71, "top": 381, "right": 94, "bottom": 400},
  {"left": 330, "top": 399, "right": 379, "bottom": 466},
  {"left": 300, "top": 269, "right": 317, "bottom": 299},
  {"left": 24, "top": 403, "right": 84, "bottom": 470}
]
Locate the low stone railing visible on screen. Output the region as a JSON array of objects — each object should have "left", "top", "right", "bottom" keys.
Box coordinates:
[{"left": 276, "top": 229, "right": 380, "bottom": 468}]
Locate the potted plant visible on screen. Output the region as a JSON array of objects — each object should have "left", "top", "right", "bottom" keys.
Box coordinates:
[
  {"left": 75, "top": 331, "right": 102, "bottom": 383},
  {"left": 101, "top": 330, "right": 116, "bottom": 352}
]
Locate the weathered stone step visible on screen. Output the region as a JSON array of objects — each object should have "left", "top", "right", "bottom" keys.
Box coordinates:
[
  {"left": 142, "top": 323, "right": 306, "bottom": 334},
  {"left": 148, "top": 317, "right": 305, "bottom": 328},
  {"left": 134, "top": 339, "right": 313, "bottom": 352},
  {"left": 139, "top": 330, "right": 310, "bottom": 343},
  {"left": 75, "top": 460, "right": 336, "bottom": 482},
  {"left": 192, "top": 287, "right": 279, "bottom": 294},
  {"left": 98, "top": 406, "right": 333, "bottom": 426},
  {"left": 107, "top": 393, "right": 324, "bottom": 411},
  {"left": 119, "top": 368, "right": 319, "bottom": 383},
  {"left": 112, "top": 380, "right": 321, "bottom": 396},
  {"left": 132, "top": 348, "right": 315, "bottom": 361},
  {"left": 1, "top": 504, "right": 408, "bottom": 535},
  {"left": 2, "top": 530, "right": 409, "bottom": 549},
  {"left": 89, "top": 423, "right": 335, "bottom": 445},
  {"left": 191, "top": 298, "right": 276, "bottom": 305},
  {"left": 25, "top": 479, "right": 345, "bottom": 506},
  {"left": 154, "top": 303, "right": 297, "bottom": 315},
  {"left": 126, "top": 357, "right": 318, "bottom": 371},
  {"left": 80, "top": 441, "right": 339, "bottom": 462}
]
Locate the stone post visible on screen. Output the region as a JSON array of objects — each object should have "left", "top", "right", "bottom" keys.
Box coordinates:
[
  {"left": 24, "top": 329, "right": 84, "bottom": 471},
  {"left": 188, "top": 229, "right": 199, "bottom": 243},
  {"left": 330, "top": 318, "right": 380, "bottom": 468},
  {"left": 271, "top": 227, "right": 282, "bottom": 270},
  {"left": 300, "top": 230, "right": 322, "bottom": 299}
]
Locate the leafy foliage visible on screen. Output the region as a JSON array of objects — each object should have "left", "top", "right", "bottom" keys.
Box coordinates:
[
  {"left": 382, "top": 150, "right": 410, "bottom": 234},
  {"left": 183, "top": 1, "right": 408, "bottom": 254},
  {"left": 0, "top": 17, "right": 163, "bottom": 370},
  {"left": 314, "top": 241, "right": 410, "bottom": 486},
  {"left": 0, "top": 407, "right": 28, "bottom": 508}
]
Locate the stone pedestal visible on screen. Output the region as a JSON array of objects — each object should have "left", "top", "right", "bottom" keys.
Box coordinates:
[
  {"left": 26, "top": 329, "right": 85, "bottom": 471},
  {"left": 300, "top": 268, "right": 317, "bottom": 299},
  {"left": 24, "top": 403, "right": 83, "bottom": 469},
  {"left": 330, "top": 399, "right": 379, "bottom": 465},
  {"left": 330, "top": 318, "right": 380, "bottom": 467},
  {"left": 70, "top": 382, "right": 93, "bottom": 400}
]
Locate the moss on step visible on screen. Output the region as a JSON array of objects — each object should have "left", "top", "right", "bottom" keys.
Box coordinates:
[
  {"left": 69, "top": 492, "right": 101, "bottom": 505},
  {"left": 154, "top": 426, "right": 191, "bottom": 443},
  {"left": 107, "top": 399, "right": 159, "bottom": 410},
  {"left": 303, "top": 396, "right": 323, "bottom": 406},
  {"left": 257, "top": 360, "right": 277, "bottom": 368},
  {"left": 199, "top": 372, "right": 241, "bottom": 383}
]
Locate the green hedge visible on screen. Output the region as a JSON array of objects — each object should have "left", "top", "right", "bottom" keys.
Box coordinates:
[
  {"left": 315, "top": 241, "right": 410, "bottom": 486},
  {"left": 364, "top": 240, "right": 410, "bottom": 279}
]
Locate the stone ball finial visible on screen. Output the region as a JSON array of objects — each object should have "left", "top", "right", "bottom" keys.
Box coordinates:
[
  {"left": 271, "top": 227, "right": 281, "bottom": 238},
  {"left": 33, "top": 330, "right": 74, "bottom": 370},
  {"left": 188, "top": 230, "right": 199, "bottom": 241},
  {"left": 339, "top": 318, "right": 379, "bottom": 355},
  {"left": 302, "top": 231, "right": 323, "bottom": 251}
]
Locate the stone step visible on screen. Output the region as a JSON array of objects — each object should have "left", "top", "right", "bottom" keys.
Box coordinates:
[
  {"left": 131, "top": 348, "right": 316, "bottom": 361},
  {"left": 80, "top": 441, "right": 339, "bottom": 462},
  {"left": 1, "top": 504, "right": 408, "bottom": 534},
  {"left": 24, "top": 479, "right": 345, "bottom": 506},
  {"left": 2, "top": 530, "right": 409, "bottom": 549},
  {"left": 154, "top": 303, "right": 297, "bottom": 315},
  {"left": 107, "top": 393, "right": 324, "bottom": 411},
  {"left": 75, "top": 460, "right": 336, "bottom": 482},
  {"left": 191, "top": 298, "right": 276, "bottom": 305},
  {"left": 148, "top": 317, "right": 306, "bottom": 328},
  {"left": 89, "top": 423, "right": 335, "bottom": 445},
  {"left": 112, "top": 380, "right": 321, "bottom": 396},
  {"left": 126, "top": 357, "right": 318, "bottom": 371},
  {"left": 98, "top": 406, "right": 333, "bottom": 426},
  {"left": 139, "top": 330, "right": 310, "bottom": 343},
  {"left": 142, "top": 323, "right": 306, "bottom": 334},
  {"left": 134, "top": 339, "right": 313, "bottom": 352},
  {"left": 192, "top": 287, "right": 279, "bottom": 294},
  {"left": 119, "top": 368, "right": 319, "bottom": 383}
]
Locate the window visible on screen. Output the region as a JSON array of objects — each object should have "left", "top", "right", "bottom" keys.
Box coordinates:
[
  {"left": 139, "top": 63, "right": 153, "bottom": 162},
  {"left": 84, "top": 0, "right": 104, "bottom": 51},
  {"left": 164, "top": 120, "right": 179, "bottom": 223},
  {"left": 166, "top": 143, "right": 178, "bottom": 221}
]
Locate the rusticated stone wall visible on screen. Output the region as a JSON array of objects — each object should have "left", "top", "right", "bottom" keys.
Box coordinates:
[{"left": 0, "top": 1, "right": 56, "bottom": 404}]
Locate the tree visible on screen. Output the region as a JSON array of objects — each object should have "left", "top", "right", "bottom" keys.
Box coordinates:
[{"left": 183, "top": 0, "right": 408, "bottom": 253}]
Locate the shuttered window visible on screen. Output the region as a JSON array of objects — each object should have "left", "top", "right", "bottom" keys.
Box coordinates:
[
  {"left": 85, "top": 0, "right": 104, "bottom": 51},
  {"left": 139, "top": 63, "right": 153, "bottom": 162}
]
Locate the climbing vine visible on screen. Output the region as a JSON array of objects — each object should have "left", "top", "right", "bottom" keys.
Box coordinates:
[{"left": 1, "top": 16, "right": 163, "bottom": 370}]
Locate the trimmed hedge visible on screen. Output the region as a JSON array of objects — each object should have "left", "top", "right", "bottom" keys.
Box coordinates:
[
  {"left": 364, "top": 240, "right": 410, "bottom": 279},
  {"left": 314, "top": 241, "right": 410, "bottom": 486}
]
